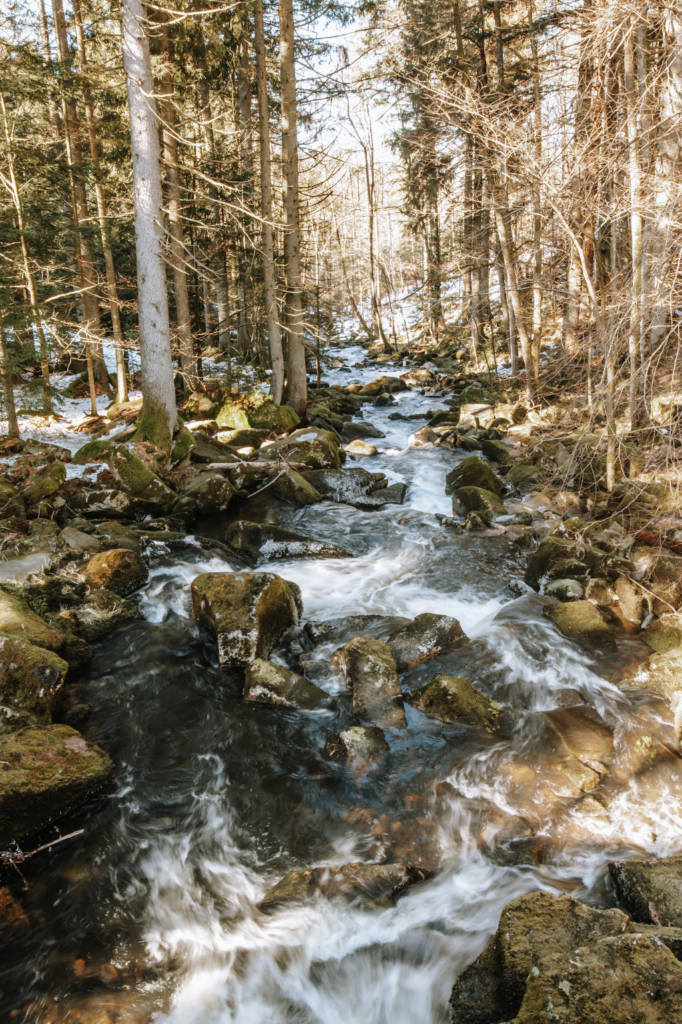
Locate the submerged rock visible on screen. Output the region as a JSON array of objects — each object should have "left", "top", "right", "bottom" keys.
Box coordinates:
[
  {"left": 0, "top": 637, "right": 68, "bottom": 733},
  {"left": 543, "top": 599, "right": 616, "bottom": 649},
  {"left": 191, "top": 571, "right": 303, "bottom": 667},
  {"left": 260, "top": 861, "right": 429, "bottom": 910},
  {"left": 543, "top": 706, "right": 614, "bottom": 762},
  {"left": 641, "top": 614, "right": 682, "bottom": 654},
  {"left": 225, "top": 521, "right": 353, "bottom": 563},
  {"left": 338, "top": 635, "right": 406, "bottom": 729},
  {"left": 525, "top": 535, "right": 605, "bottom": 589},
  {"left": 351, "top": 482, "right": 408, "bottom": 509},
  {"left": 327, "top": 724, "right": 389, "bottom": 761},
  {"left": 449, "top": 891, "right": 633, "bottom": 1024},
  {"left": 0, "top": 724, "right": 114, "bottom": 846},
  {"left": 609, "top": 855, "right": 682, "bottom": 928},
  {"left": 406, "top": 674, "right": 499, "bottom": 730},
  {"left": 61, "top": 588, "right": 141, "bottom": 644},
  {"left": 305, "top": 614, "right": 411, "bottom": 646},
  {"left": 636, "top": 650, "right": 682, "bottom": 736},
  {"left": 244, "top": 658, "right": 326, "bottom": 709},
  {"left": 387, "top": 613, "right": 467, "bottom": 672},
  {"left": 84, "top": 548, "right": 149, "bottom": 597}
]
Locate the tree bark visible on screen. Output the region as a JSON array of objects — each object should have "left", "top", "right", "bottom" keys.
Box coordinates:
[
  {"left": 120, "top": 0, "right": 177, "bottom": 447},
  {"left": 624, "top": 19, "right": 645, "bottom": 426},
  {"left": 278, "top": 0, "right": 307, "bottom": 414},
  {"left": 254, "top": 0, "right": 284, "bottom": 403},
  {"left": 0, "top": 312, "right": 19, "bottom": 438}
]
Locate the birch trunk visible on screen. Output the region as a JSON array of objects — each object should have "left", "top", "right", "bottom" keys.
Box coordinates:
[
  {"left": 254, "top": 0, "right": 284, "bottom": 403},
  {"left": 279, "top": 0, "right": 307, "bottom": 414},
  {"left": 120, "top": 0, "right": 177, "bottom": 446}
]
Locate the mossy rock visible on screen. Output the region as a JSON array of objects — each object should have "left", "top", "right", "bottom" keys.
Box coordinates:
[
  {"left": 21, "top": 462, "right": 66, "bottom": 504},
  {"left": 105, "top": 446, "right": 177, "bottom": 512},
  {"left": 72, "top": 438, "right": 120, "bottom": 465},
  {"left": 454, "top": 485, "right": 506, "bottom": 519},
  {"left": 214, "top": 428, "right": 271, "bottom": 449},
  {"left": 641, "top": 614, "right": 682, "bottom": 654},
  {"left": 0, "top": 637, "right": 68, "bottom": 733},
  {"left": 244, "top": 658, "right": 326, "bottom": 709},
  {"left": 339, "top": 635, "right": 405, "bottom": 729},
  {"left": 184, "top": 391, "right": 220, "bottom": 420},
  {"left": 0, "top": 587, "right": 65, "bottom": 654},
  {"left": 0, "top": 724, "right": 114, "bottom": 846},
  {"left": 387, "top": 613, "right": 467, "bottom": 672},
  {"left": 215, "top": 397, "right": 251, "bottom": 430},
  {"left": 609, "top": 854, "right": 682, "bottom": 928},
  {"left": 0, "top": 480, "right": 26, "bottom": 525},
  {"left": 480, "top": 439, "right": 513, "bottom": 463},
  {"left": 179, "top": 470, "right": 236, "bottom": 514},
  {"left": 225, "top": 521, "right": 352, "bottom": 563},
  {"left": 543, "top": 599, "right": 616, "bottom": 649},
  {"left": 445, "top": 455, "right": 502, "bottom": 496},
  {"left": 170, "top": 426, "right": 195, "bottom": 464},
  {"left": 525, "top": 535, "right": 606, "bottom": 588},
  {"left": 84, "top": 549, "right": 149, "bottom": 597},
  {"left": 256, "top": 427, "right": 342, "bottom": 471},
  {"left": 60, "top": 588, "right": 140, "bottom": 645},
  {"left": 269, "top": 469, "right": 323, "bottom": 507},
  {"left": 247, "top": 403, "right": 300, "bottom": 433},
  {"left": 506, "top": 464, "right": 543, "bottom": 490},
  {"left": 191, "top": 570, "right": 302, "bottom": 667},
  {"left": 407, "top": 673, "right": 500, "bottom": 730}
]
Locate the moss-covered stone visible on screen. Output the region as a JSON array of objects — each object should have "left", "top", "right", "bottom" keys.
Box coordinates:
[
  {"left": 94, "top": 521, "right": 142, "bottom": 553},
  {"left": 544, "top": 599, "right": 615, "bottom": 649},
  {"left": 0, "top": 724, "right": 114, "bottom": 846},
  {"left": 0, "top": 587, "right": 65, "bottom": 653},
  {"left": 0, "top": 637, "right": 68, "bottom": 733},
  {"left": 525, "top": 535, "right": 606, "bottom": 588},
  {"left": 260, "top": 862, "right": 428, "bottom": 911},
  {"left": 506, "top": 464, "right": 543, "bottom": 490},
  {"left": 214, "top": 428, "right": 271, "bottom": 449},
  {"left": 641, "top": 614, "right": 682, "bottom": 653},
  {"left": 339, "top": 635, "right": 406, "bottom": 729},
  {"left": 69, "top": 488, "right": 156, "bottom": 520},
  {"left": 215, "top": 397, "right": 251, "bottom": 430},
  {"left": 269, "top": 469, "right": 323, "bottom": 506},
  {"left": 105, "top": 445, "right": 177, "bottom": 512},
  {"left": 407, "top": 673, "right": 500, "bottom": 730},
  {"left": 256, "top": 427, "right": 342, "bottom": 471},
  {"left": 609, "top": 854, "right": 682, "bottom": 928},
  {"left": 179, "top": 470, "right": 236, "bottom": 514},
  {"left": 60, "top": 587, "right": 140, "bottom": 644},
  {"left": 184, "top": 391, "right": 220, "bottom": 420},
  {"left": 0, "top": 479, "right": 26, "bottom": 532},
  {"left": 445, "top": 455, "right": 503, "bottom": 496},
  {"left": 244, "top": 658, "right": 326, "bottom": 709},
  {"left": 84, "top": 548, "right": 148, "bottom": 597},
  {"left": 327, "top": 724, "right": 389, "bottom": 760},
  {"left": 72, "top": 437, "right": 120, "bottom": 465},
  {"left": 21, "top": 461, "right": 66, "bottom": 504},
  {"left": 225, "top": 521, "right": 352, "bottom": 563},
  {"left": 480, "top": 439, "right": 513, "bottom": 463},
  {"left": 454, "top": 485, "right": 506, "bottom": 519},
  {"left": 191, "top": 571, "right": 302, "bottom": 667},
  {"left": 341, "top": 420, "right": 386, "bottom": 442},
  {"left": 387, "top": 613, "right": 467, "bottom": 672},
  {"left": 170, "top": 426, "right": 195, "bottom": 464},
  {"left": 247, "top": 403, "right": 300, "bottom": 433}
]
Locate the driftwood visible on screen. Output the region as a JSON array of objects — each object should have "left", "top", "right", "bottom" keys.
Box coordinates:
[
  {"left": 205, "top": 461, "right": 309, "bottom": 471},
  {"left": 635, "top": 529, "right": 682, "bottom": 557}
]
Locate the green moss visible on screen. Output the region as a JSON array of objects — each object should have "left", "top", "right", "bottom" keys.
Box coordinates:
[
  {"left": 170, "top": 426, "right": 195, "bottom": 463},
  {"left": 21, "top": 462, "right": 66, "bottom": 503},
  {"left": 455, "top": 485, "right": 506, "bottom": 518},
  {"left": 72, "top": 438, "right": 120, "bottom": 465},
  {"left": 543, "top": 599, "right": 616, "bottom": 649},
  {"left": 269, "top": 470, "right": 323, "bottom": 506},
  {"left": 215, "top": 397, "right": 251, "bottom": 430},
  {"left": 0, "top": 587, "right": 65, "bottom": 653},
  {"left": 247, "top": 403, "right": 300, "bottom": 433},
  {"left": 0, "top": 637, "right": 68, "bottom": 732},
  {"left": 133, "top": 396, "right": 174, "bottom": 453},
  {"left": 445, "top": 455, "right": 502, "bottom": 496}
]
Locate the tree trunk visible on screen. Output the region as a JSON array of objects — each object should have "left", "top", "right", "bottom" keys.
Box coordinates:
[
  {"left": 624, "top": 19, "right": 645, "bottom": 426},
  {"left": 120, "top": 0, "right": 177, "bottom": 447},
  {"left": 254, "top": 0, "right": 284, "bottom": 403},
  {"left": 278, "top": 0, "right": 307, "bottom": 414},
  {"left": 0, "top": 312, "right": 19, "bottom": 438},
  {"left": 160, "top": 22, "right": 195, "bottom": 390}
]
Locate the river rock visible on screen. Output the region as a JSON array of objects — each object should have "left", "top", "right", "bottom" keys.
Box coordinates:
[
  {"left": 94, "top": 521, "right": 142, "bottom": 553},
  {"left": 359, "top": 375, "right": 408, "bottom": 396},
  {"left": 0, "top": 479, "right": 27, "bottom": 534},
  {"left": 543, "top": 599, "right": 616, "bottom": 649},
  {"left": 408, "top": 426, "right": 440, "bottom": 447},
  {"left": 184, "top": 391, "right": 220, "bottom": 420},
  {"left": 341, "top": 421, "right": 386, "bottom": 442},
  {"left": 59, "top": 527, "right": 101, "bottom": 554},
  {"left": 103, "top": 445, "right": 177, "bottom": 513},
  {"left": 506, "top": 464, "right": 543, "bottom": 490},
  {"left": 641, "top": 614, "right": 682, "bottom": 653},
  {"left": 248, "top": 402, "right": 300, "bottom": 433},
  {"left": 449, "top": 891, "right": 633, "bottom": 1024},
  {"left": 327, "top": 724, "right": 389, "bottom": 761},
  {"left": 301, "top": 468, "right": 373, "bottom": 502},
  {"left": 225, "top": 521, "right": 353, "bottom": 563},
  {"left": 0, "top": 588, "right": 65, "bottom": 654},
  {"left": 61, "top": 588, "right": 140, "bottom": 644},
  {"left": 351, "top": 482, "right": 408, "bottom": 509},
  {"left": 177, "top": 469, "right": 236, "bottom": 514},
  {"left": 21, "top": 461, "right": 66, "bottom": 505},
  {"left": 260, "top": 861, "right": 428, "bottom": 911},
  {"left": 446, "top": 456, "right": 502, "bottom": 496},
  {"left": 191, "top": 571, "right": 303, "bottom": 667},
  {"left": 305, "top": 614, "right": 412, "bottom": 646},
  {"left": 84, "top": 549, "right": 149, "bottom": 597},
  {"left": 0, "top": 724, "right": 115, "bottom": 846},
  {"left": 510, "top": 933, "right": 682, "bottom": 1023},
  {"left": 0, "top": 637, "right": 68, "bottom": 733},
  {"left": 69, "top": 487, "right": 155, "bottom": 520},
  {"left": 480, "top": 439, "right": 513, "bottom": 463},
  {"left": 458, "top": 403, "right": 497, "bottom": 429},
  {"left": 543, "top": 705, "right": 614, "bottom": 762},
  {"left": 635, "top": 650, "right": 682, "bottom": 735},
  {"left": 338, "top": 635, "right": 406, "bottom": 729},
  {"left": 268, "top": 469, "right": 323, "bottom": 506},
  {"left": 545, "top": 578, "right": 584, "bottom": 601},
  {"left": 406, "top": 673, "right": 499, "bottom": 730},
  {"left": 387, "top": 613, "right": 467, "bottom": 672},
  {"left": 525, "top": 535, "right": 606, "bottom": 589},
  {"left": 454, "top": 486, "right": 506, "bottom": 519},
  {"left": 214, "top": 428, "right": 271, "bottom": 449},
  {"left": 609, "top": 855, "right": 682, "bottom": 928},
  {"left": 256, "top": 427, "right": 342, "bottom": 470},
  {"left": 244, "top": 658, "right": 326, "bottom": 709},
  {"left": 345, "top": 439, "right": 377, "bottom": 456}
]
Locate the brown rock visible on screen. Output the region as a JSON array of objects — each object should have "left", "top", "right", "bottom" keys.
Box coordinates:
[
  {"left": 338, "top": 635, "right": 406, "bottom": 729},
  {"left": 260, "top": 861, "right": 428, "bottom": 910},
  {"left": 244, "top": 658, "right": 326, "bottom": 710},
  {"left": 84, "top": 549, "right": 149, "bottom": 597},
  {"left": 387, "top": 613, "right": 467, "bottom": 672}
]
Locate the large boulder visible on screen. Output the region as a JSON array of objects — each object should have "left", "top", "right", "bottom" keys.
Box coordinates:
[
  {"left": 641, "top": 613, "right": 682, "bottom": 653},
  {"left": 454, "top": 486, "right": 506, "bottom": 519},
  {"left": 340, "top": 421, "right": 386, "bottom": 442},
  {"left": 244, "top": 658, "right": 326, "bottom": 710},
  {"left": 60, "top": 588, "right": 140, "bottom": 645},
  {"left": 260, "top": 862, "right": 428, "bottom": 911},
  {"left": 224, "top": 521, "right": 352, "bottom": 563},
  {"left": 177, "top": 469, "right": 236, "bottom": 514},
  {"left": 103, "top": 445, "right": 177, "bottom": 513},
  {"left": 84, "top": 549, "right": 149, "bottom": 597},
  {"left": 0, "top": 588, "right": 65, "bottom": 654},
  {"left": 255, "top": 427, "right": 342, "bottom": 470},
  {"left": 68, "top": 487, "right": 156, "bottom": 520},
  {"left": 59, "top": 526, "right": 101, "bottom": 554},
  {"left": 525, "top": 536, "right": 606, "bottom": 589},
  {"left": 0, "top": 637, "right": 68, "bottom": 733},
  {"left": 214, "top": 428, "right": 271, "bottom": 449},
  {"left": 609, "top": 855, "right": 682, "bottom": 928},
  {"left": 215, "top": 396, "right": 251, "bottom": 430},
  {"left": 543, "top": 599, "right": 616, "bottom": 649},
  {"left": 506, "top": 464, "right": 543, "bottom": 490},
  {"left": 301, "top": 468, "right": 374, "bottom": 503},
  {"left": 338, "top": 635, "right": 406, "bottom": 729},
  {"left": 387, "top": 613, "right": 467, "bottom": 672},
  {"left": 446, "top": 456, "right": 502, "bottom": 496},
  {"left": 351, "top": 482, "right": 408, "bottom": 509},
  {"left": 269, "top": 469, "right": 323, "bottom": 507},
  {"left": 184, "top": 390, "right": 221, "bottom": 420},
  {"left": 248, "top": 402, "right": 300, "bottom": 433},
  {"left": 191, "top": 571, "right": 303, "bottom": 667},
  {"left": 407, "top": 674, "right": 500, "bottom": 730},
  {"left": 21, "top": 461, "right": 66, "bottom": 505},
  {"left": 0, "top": 724, "right": 114, "bottom": 846},
  {"left": 358, "top": 375, "right": 407, "bottom": 396},
  {"left": 449, "top": 891, "right": 635, "bottom": 1024}
]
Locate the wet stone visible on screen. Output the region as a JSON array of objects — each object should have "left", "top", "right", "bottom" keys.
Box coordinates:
[
  {"left": 543, "top": 599, "right": 616, "bottom": 649},
  {"left": 641, "top": 613, "right": 682, "bottom": 654},
  {"left": 344, "top": 439, "right": 377, "bottom": 457},
  {"left": 558, "top": 758, "right": 601, "bottom": 792},
  {"left": 0, "top": 587, "right": 65, "bottom": 654},
  {"left": 244, "top": 658, "right": 326, "bottom": 710},
  {"left": 454, "top": 486, "right": 506, "bottom": 519},
  {"left": 609, "top": 854, "right": 682, "bottom": 928},
  {"left": 408, "top": 426, "right": 440, "bottom": 447},
  {"left": 326, "top": 725, "right": 389, "bottom": 761},
  {"left": 260, "top": 862, "right": 429, "bottom": 911},
  {"left": 545, "top": 578, "right": 584, "bottom": 601},
  {"left": 351, "top": 482, "right": 408, "bottom": 510},
  {"left": 60, "top": 588, "right": 140, "bottom": 645},
  {"left": 268, "top": 469, "right": 323, "bottom": 507},
  {"left": 445, "top": 456, "right": 503, "bottom": 496},
  {"left": 544, "top": 706, "right": 614, "bottom": 763},
  {"left": 191, "top": 571, "right": 303, "bottom": 667},
  {"left": 305, "top": 614, "right": 412, "bottom": 647},
  {"left": 300, "top": 467, "right": 374, "bottom": 503},
  {"left": 0, "top": 637, "right": 68, "bottom": 733},
  {"left": 338, "top": 635, "right": 406, "bottom": 729},
  {"left": 341, "top": 421, "right": 386, "bottom": 442},
  {"left": 225, "top": 520, "right": 353, "bottom": 564},
  {"left": 387, "top": 612, "right": 467, "bottom": 672},
  {"left": 84, "top": 548, "right": 149, "bottom": 597},
  {"left": 406, "top": 673, "right": 500, "bottom": 730}
]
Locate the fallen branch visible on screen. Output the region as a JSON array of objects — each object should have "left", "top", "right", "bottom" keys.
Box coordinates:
[
  {"left": 1, "top": 828, "right": 84, "bottom": 884},
  {"left": 205, "top": 461, "right": 310, "bottom": 470},
  {"left": 635, "top": 529, "right": 682, "bottom": 558}
]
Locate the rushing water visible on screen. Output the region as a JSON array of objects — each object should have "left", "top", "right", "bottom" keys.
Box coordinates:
[{"left": 2, "top": 348, "right": 682, "bottom": 1024}]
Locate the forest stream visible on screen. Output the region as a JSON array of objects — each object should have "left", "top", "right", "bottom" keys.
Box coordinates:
[{"left": 2, "top": 347, "right": 682, "bottom": 1024}]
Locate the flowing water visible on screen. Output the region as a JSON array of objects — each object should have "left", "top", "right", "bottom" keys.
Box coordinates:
[{"left": 3, "top": 348, "right": 682, "bottom": 1024}]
